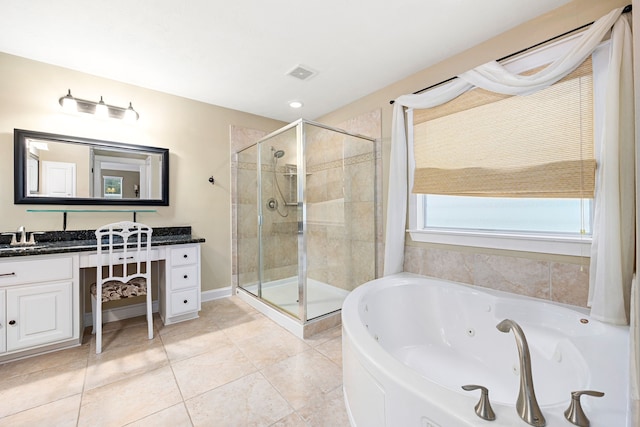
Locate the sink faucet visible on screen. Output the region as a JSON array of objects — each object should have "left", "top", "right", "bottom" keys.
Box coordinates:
[
  {"left": 496, "top": 319, "right": 546, "bottom": 427},
  {"left": 17, "top": 226, "right": 27, "bottom": 245}
]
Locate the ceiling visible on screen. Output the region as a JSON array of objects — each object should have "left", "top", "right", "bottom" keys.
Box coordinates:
[{"left": 0, "top": 0, "right": 571, "bottom": 123}]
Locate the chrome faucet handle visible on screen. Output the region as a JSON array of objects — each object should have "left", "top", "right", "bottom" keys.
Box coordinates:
[
  {"left": 1, "top": 233, "right": 18, "bottom": 246},
  {"left": 462, "top": 384, "right": 496, "bottom": 421},
  {"left": 564, "top": 390, "right": 604, "bottom": 427},
  {"left": 27, "top": 232, "right": 45, "bottom": 245}
]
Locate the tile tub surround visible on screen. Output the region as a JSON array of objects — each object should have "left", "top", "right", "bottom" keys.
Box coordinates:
[
  {"left": 403, "top": 245, "right": 590, "bottom": 307},
  {"left": 0, "top": 296, "right": 348, "bottom": 426}
]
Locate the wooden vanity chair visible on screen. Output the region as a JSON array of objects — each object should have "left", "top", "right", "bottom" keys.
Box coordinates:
[{"left": 90, "top": 221, "right": 153, "bottom": 354}]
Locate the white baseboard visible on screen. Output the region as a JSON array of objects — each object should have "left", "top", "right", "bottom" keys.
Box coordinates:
[
  {"left": 84, "top": 287, "right": 233, "bottom": 326},
  {"left": 202, "top": 286, "right": 233, "bottom": 302}
]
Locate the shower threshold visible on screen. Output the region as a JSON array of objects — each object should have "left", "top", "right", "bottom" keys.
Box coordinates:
[{"left": 237, "top": 277, "right": 348, "bottom": 338}]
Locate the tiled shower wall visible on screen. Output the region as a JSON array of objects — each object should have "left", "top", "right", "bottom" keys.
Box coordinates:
[
  {"left": 305, "top": 122, "right": 378, "bottom": 291},
  {"left": 230, "top": 110, "right": 383, "bottom": 292}
]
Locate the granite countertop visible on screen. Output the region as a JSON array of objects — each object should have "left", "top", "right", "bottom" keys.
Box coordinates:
[{"left": 0, "top": 226, "right": 205, "bottom": 258}]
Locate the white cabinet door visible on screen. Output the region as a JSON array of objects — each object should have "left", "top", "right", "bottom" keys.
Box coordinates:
[
  {"left": 42, "top": 161, "right": 76, "bottom": 197},
  {"left": 0, "top": 289, "right": 5, "bottom": 354},
  {"left": 6, "top": 282, "right": 73, "bottom": 351}
]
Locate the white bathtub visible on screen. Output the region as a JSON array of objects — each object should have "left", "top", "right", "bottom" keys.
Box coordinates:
[{"left": 342, "top": 273, "right": 630, "bottom": 427}]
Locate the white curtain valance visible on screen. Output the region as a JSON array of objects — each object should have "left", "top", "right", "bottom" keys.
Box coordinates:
[{"left": 385, "top": 7, "right": 626, "bottom": 276}]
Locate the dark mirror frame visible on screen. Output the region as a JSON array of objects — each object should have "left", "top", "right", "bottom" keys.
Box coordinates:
[{"left": 14, "top": 129, "right": 169, "bottom": 206}]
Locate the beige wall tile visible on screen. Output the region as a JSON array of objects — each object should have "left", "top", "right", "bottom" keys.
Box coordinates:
[
  {"left": 474, "top": 255, "right": 550, "bottom": 299},
  {"left": 551, "top": 262, "right": 590, "bottom": 307},
  {"left": 424, "top": 248, "right": 474, "bottom": 285}
]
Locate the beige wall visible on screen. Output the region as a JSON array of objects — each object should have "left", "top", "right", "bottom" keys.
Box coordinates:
[
  {"left": 0, "top": 52, "right": 284, "bottom": 292},
  {"left": 315, "top": 0, "right": 629, "bottom": 307}
]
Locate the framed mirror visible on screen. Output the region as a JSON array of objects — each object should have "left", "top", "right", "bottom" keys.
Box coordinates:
[{"left": 14, "top": 129, "right": 169, "bottom": 206}]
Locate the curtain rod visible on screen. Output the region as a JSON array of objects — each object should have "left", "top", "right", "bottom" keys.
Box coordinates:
[{"left": 389, "top": 4, "right": 632, "bottom": 104}]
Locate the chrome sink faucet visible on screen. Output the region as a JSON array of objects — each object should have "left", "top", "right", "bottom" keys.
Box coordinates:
[
  {"left": 496, "top": 319, "right": 546, "bottom": 427},
  {"left": 2, "top": 226, "right": 42, "bottom": 246},
  {"left": 17, "top": 226, "right": 27, "bottom": 244}
]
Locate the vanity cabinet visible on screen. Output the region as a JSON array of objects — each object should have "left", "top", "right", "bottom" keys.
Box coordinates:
[
  {"left": 0, "top": 254, "right": 79, "bottom": 361},
  {"left": 160, "top": 244, "right": 201, "bottom": 325}
]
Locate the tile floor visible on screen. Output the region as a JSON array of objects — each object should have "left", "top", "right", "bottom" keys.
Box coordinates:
[{"left": 0, "top": 296, "right": 349, "bottom": 426}]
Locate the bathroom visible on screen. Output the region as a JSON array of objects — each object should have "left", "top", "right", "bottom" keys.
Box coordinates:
[{"left": 0, "top": 0, "right": 638, "bottom": 425}]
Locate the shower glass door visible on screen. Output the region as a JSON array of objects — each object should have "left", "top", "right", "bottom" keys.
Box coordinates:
[
  {"left": 258, "top": 125, "right": 300, "bottom": 318},
  {"left": 236, "top": 144, "right": 260, "bottom": 298}
]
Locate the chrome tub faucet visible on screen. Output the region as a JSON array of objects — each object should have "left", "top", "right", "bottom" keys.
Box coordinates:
[{"left": 496, "top": 319, "right": 546, "bottom": 427}]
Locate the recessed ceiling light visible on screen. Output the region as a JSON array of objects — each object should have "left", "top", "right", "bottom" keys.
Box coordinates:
[{"left": 289, "top": 101, "right": 303, "bottom": 109}]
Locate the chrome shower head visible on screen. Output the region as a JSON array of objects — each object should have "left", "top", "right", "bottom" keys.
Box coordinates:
[{"left": 273, "top": 149, "right": 285, "bottom": 159}]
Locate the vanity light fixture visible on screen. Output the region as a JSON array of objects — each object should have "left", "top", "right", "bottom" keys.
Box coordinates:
[
  {"left": 95, "top": 96, "right": 109, "bottom": 118},
  {"left": 58, "top": 89, "right": 140, "bottom": 121}
]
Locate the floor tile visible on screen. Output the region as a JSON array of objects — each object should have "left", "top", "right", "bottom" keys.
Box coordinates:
[
  {"left": 161, "top": 327, "right": 232, "bottom": 363},
  {"left": 304, "top": 325, "right": 342, "bottom": 347},
  {"left": 85, "top": 339, "right": 168, "bottom": 390},
  {"left": 0, "top": 342, "right": 89, "bottom": 380},
  {"left": 92, "top": 323, "right": 161, "bottom": 354},
  {"left": 0, "top": 359, "right": 86, "bottom": 418},
  {"left": 260, "top": 349, "right": 343, "bottom": 410},
  {"left": 235, "top": 325, "right": 310, "bottom": 369},
  {"left": 172, "top": 346, "right": 256, "bottom": 400},
  {"left": 314, "top": 336, "right": 342, "bottom": 367},
  {"left": 77, "top": 366, "right": 182, "bottom": 427},
  {"left": 297, "top": 386, "right": 351, "bottom": 427},
  {"left": 185, "top": 372, "right": 292, "bottom": 427},
  {"left": 125, "top": 403, "right": 193, "bottom": 426},
  {"left": 0, "top": 297, "right": 350, "bottom": 427},
  {"left": 0, "top": 394, "right": 81, "bottom": 427},
  {"left": 270, "top": 412, "right": 308, "bottom": 426}
]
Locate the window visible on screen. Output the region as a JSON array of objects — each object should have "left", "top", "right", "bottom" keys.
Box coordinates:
[
  {"left": 103, "top": 176, "right": 123, "bottom": 199},
  {"left": 409, "top": 37, "right": 600, "bottom": 256}
]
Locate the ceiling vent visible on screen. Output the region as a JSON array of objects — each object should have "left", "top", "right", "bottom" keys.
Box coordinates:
[{"left": 286, "top": 64, "right": 317, "bottom": 81}]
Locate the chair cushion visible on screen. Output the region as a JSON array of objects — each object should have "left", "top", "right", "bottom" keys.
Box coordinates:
[{"left": 90, "top": 277, "right": 147, "bottom": 302}]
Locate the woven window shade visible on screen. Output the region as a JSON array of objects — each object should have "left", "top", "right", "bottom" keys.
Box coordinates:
[{"left": 412, "top": 58, "right": 594, "bottom": 198}]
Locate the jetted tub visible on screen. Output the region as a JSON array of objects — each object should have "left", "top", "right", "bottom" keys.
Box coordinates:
[{"left": 342, "top": 273, "right": 630, "bottom": 426}]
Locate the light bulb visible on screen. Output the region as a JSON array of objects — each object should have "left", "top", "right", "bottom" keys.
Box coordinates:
[
  {"left": 60, "top": 89, "right": 77, "bottom": 112},
  {"left": 124, "top": 102, "right": 138, "bottom": 122},
  {"left": 95, "top": 96, "right": 109, "bottom": 118}
]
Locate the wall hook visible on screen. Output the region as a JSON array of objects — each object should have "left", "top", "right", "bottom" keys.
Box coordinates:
[{"left": 208, "top": 176, "right": 215, "bottom": 185}]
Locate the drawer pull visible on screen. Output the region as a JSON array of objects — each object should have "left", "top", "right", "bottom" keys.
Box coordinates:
[
  {"left": 0, "top": 272, "right": 16, "bottom": 278},
  {"left": 183, "top": 274, "right": 188, "bottom": 279},
  {"left": 8, "top": 320, "right": 16, "bottom": 326},
  {"left": 183, "top": 299, "right": 188, "bottom": 304},
  {"left": 183, "top": 254, "right": 188, "bottom": 259},
  {"left": 119, "top": 256, "right": 135, "bottom": 260}
]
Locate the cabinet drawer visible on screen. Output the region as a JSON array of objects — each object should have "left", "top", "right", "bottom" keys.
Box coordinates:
[
  {"left": 170, "top": 289, "right": 198, "bottom": 316},
  {"left": 85, "top": 250, "right": 154, "bottom": 267},
  {"left": 0, "top": 256, "right": 73, "bottom": 286},
  {"left": 170, "top": 265, "right": 198, "bottom": 291},
  {"left": 170, "top": 246, "right": 198, "bottom": 266}
]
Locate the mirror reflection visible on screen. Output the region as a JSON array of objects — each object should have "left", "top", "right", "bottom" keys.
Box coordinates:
[{"left": 15, "top": 129, "right": 169, "bottom": 206}]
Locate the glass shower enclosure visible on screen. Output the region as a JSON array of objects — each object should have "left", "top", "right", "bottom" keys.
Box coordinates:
[{"left": 235, "top": 119, "right": 376, "bottom": 335}]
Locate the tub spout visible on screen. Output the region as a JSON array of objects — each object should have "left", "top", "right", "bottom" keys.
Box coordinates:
[{"left": 496, "top": 319, "right": 546, "bottom": 427}]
